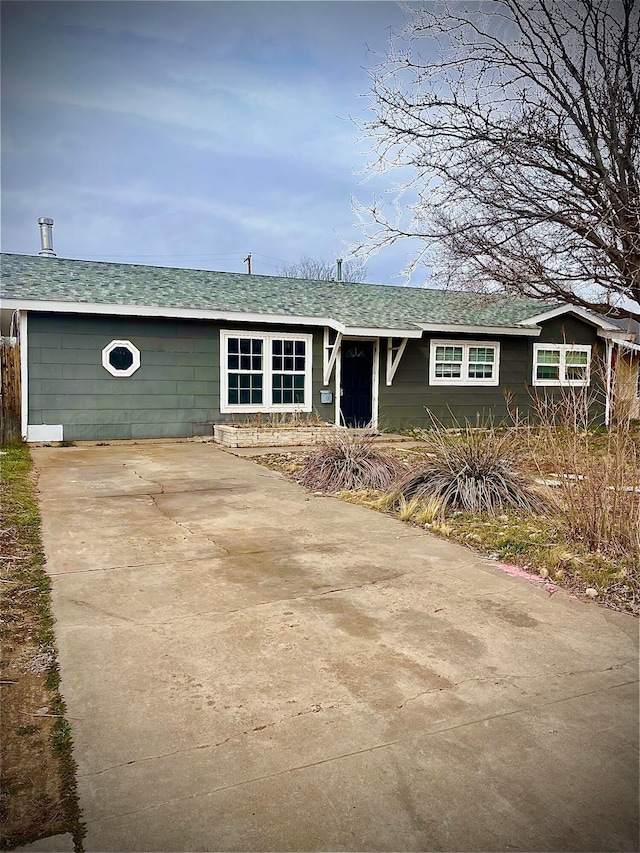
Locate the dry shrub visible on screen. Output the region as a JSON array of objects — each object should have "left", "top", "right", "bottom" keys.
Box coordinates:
[
  {"left": 297, "top": 431, "right": 404, "bottom": 492},
  {"left": 388, "top": 412, "right": 552, "bottom": 516},
  {"left": 528, "top": 391, "right": 640, "bottom": 563}
]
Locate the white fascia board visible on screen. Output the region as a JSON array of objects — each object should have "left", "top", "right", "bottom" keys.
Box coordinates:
[
  {"left": 518, "top": 304, "right": 621, "bottom": 331},
  {"left": 598, "top": 329, "right": 635, "bottom": 341},
  {"left": 417, "top": 322, "right": 541, "bottom": 337},
  {"left": 343, "top": 326, "right": 422, "bottom": 338},
  {"left": 0, "top": 298, "right": 345, "bottom": 333}
]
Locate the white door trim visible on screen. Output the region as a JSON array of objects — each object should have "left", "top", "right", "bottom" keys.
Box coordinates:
[{"left": 335, "top": 336, "right": 379, "bottom": 429}]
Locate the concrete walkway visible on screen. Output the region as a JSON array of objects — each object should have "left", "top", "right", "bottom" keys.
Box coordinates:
[{"left": 29, "top": 441, "right": 638, "bottom": 852}]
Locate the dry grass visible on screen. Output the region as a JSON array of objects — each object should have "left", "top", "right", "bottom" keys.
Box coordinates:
[
  {"left": 297, "top": 431, "right": 404, "bottom": 492},
  {"left": 387, "top": 413, "right": 553, "bottom": 517},
  {"left": 516, "top": 391, "right": 640, "bottom": 564}
]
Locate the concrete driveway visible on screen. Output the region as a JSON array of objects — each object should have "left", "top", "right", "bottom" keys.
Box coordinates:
[{"left": 30, "top": 441, "right": 638, "bottom": 852}]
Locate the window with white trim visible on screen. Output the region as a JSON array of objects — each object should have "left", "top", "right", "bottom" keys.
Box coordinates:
[
  {"left": 429, "top": 340, "right": 500, "bottom": 386},
  {"left": 220, "top": 331, "right": 313, "bottom": 412},
  {"left": 101, "top": 340, "right": 141, "bottom": 377},
  {"left": 533, "top": 343, "right": 591, "bottom": 386}
]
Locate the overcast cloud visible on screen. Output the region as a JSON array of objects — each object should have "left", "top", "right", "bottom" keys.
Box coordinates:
[{"left": 1, "top": 1, "right": 425, "bottom": 283}]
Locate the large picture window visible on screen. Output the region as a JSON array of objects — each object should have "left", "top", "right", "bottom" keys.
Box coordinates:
[
  {"left": 533, "top": 344, "right": 591, "bottom": 386},
  {"left": 429, "top": 340, "right": 500, "bottom": 386},
  {"left": 220, "top": 331, "right": 313, "bottom": 412}
]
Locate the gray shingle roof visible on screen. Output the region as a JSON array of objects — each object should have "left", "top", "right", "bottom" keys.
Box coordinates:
[{"left": 1, "top": 253, "right": 558, "bottom": 332}]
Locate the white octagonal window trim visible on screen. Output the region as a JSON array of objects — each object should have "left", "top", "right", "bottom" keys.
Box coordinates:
[{"left": 102, "top": 340, "right": 141, "bottom": 377}]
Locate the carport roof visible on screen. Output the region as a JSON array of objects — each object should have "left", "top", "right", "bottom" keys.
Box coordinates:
[{"left": 2, "top": 252, "right": 558, "bottom": 334}]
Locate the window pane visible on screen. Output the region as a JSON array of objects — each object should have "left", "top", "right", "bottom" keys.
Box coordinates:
[
  {"left": 228, "top": 338, "right": 240, "bottom": 354},
  {"left": 294, "top": 375, "right": 305, "bottom": 389},
  {"left": 295, "top": 341, "right": 305, "bottom": 356},
  {"left": 240, "top": 338, "right": 250, "bottom": 354},
  {"left": 435, "top": 346, "right": 463, "bottom": 362},
  {"left": 566, "top": 351, "right": 588, "bottom": 366},
  {"left": 228, "top": 353, "right": 239, "bottom": 370},
  {"left": 284, "top": 356, "right": 294, "bottom": 370},
  {"left": 435, "top": 363, "right": 462, "bottom": 378},
  {"left": 469, "top": 364, "right": 494, "bottom": 378},
  {"left": 272, "top": 355, "right": 283, "bottom": 370},
  {"left": 469, "top": 347, "right": 494, "bottom": 363},
  {"left": 109, "top": 346, "right": 134, "bottom": 371},
  {"left": 566, "top": 366, "right": 587, "bottom": 380},
  {"left": 272, "top": 340, "right": 282, "bottom": 355},
  {"left": 537, "top": 349, "right": 560, "bottom": 365},
  {"left": 294, "top": 356, "right": 305, "bottom": 371},
  {"left": 537, "top": 365, "right": 560, "bottom": 380},
  {"left": 283, "top": 340, "right": 294, "bottom": 355},
  {"left": 228, "top": 372, "right": 262, "bottom": 405}
]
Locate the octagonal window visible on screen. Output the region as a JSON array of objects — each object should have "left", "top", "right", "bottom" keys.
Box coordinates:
[{"left": 102, "top": 340, "right": 141, "bottom": 377}]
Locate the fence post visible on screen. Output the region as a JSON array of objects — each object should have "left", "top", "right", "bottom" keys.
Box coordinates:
[{"left": 1, "top": 338, "right": 22, "bottom": 443}]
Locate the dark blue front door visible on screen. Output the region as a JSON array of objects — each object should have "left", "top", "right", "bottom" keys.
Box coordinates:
[{"left": 340, "top": 341, "right": 374, "bottom": 427}]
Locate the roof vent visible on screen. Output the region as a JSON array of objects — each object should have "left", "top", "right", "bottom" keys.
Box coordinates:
[{"left": 38, "top": 217, "right": 56, "bottom": 257}]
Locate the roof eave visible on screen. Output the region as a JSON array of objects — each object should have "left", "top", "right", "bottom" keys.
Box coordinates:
[
  {"left": 2, "top": 298, "right": 347, "bottom": 333},
  {"left": 417, "top": 322, "right": 541, "bottom": 337},
  {"left": 518, "top": 304, "right": 622, "bottom": 331}
]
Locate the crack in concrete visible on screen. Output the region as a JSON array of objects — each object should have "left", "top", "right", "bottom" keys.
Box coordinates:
[
  {"left": 49, "top": 556, "right": 221, "bottom": 577},
  {"left": 397, "top": 660, "right": 639, "bottom": 707},
  {"left": 316, "top": 572, "right": 411, "bottom": 597},
  {"left": 82, "top": 676, "right": 639, "bottom": 828},
  {"left": 147, "top": 493, "right": 230, "bottom": 555},
  {"left": 123, "top": 464, "right": 165, "bottom": 494},
  {"left": 79, "top": 703, "right": 344, "bottom": 779}
]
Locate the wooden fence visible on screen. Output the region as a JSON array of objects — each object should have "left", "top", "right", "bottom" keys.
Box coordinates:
[{"left": 1, "top": 338, "right": 22, "bottom": 443}]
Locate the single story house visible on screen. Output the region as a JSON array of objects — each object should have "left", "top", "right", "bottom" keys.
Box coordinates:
[{"left": 1, "top": 251, "right": 637, "bottom": 442}]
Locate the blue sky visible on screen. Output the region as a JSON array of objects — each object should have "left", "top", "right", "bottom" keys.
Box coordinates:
[{"left": 1, "top": 1, "right": 424, "bottom": 284}]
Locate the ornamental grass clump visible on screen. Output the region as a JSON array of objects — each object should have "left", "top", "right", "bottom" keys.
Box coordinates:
[
  {"left": 388, "top": 413, "right": 552, "bottom": 517},
  {"left": 297, "top": 431, "right": 404, "bottom": 492}
]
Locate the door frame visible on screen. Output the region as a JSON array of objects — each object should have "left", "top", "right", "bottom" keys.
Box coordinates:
[{"left": 335, "top": 336, "right": 380, "bottom": 429}]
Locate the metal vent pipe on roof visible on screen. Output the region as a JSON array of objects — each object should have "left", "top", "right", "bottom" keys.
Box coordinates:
[
  {"left": 38, "top": 217, "right": 56, "bottom": 257},
  {"left": 336, "top": 258, "right": 343, "bottom": 282}
]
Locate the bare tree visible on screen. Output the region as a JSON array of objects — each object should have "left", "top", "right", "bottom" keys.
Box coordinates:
[
  {"left": 353, "top": 0, "right": 640, "bottom": 322},
  {"left": 277, "top": 255, "right": 368, "bottom": 282}
]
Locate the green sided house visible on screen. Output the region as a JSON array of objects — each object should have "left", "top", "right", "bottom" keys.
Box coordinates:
[{"left": 1, "top": 251, "right": 635, "bottom": 442}]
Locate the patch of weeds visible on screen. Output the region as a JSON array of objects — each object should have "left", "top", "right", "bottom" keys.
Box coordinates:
[
  {"left": 298, "top": 432, "right": 403, "bottom": 492},
  {"left": 387, "top": 412, "right": 553, "bottom": 516},
  {"left": 1, "top": 442, "right": 85, "bottom": 850},
  {"left": 16, "top": 726, "right": 39, "bottom": 737}
]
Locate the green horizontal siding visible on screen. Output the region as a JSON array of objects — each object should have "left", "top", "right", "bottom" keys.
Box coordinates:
[
  {"left": 27, "top": 313, "right": 331, "bottom": 440},
  {"left": 378, "top": 322, "right": 605, "bottom": 429},
  {"left": 27, "top": 311, "right": 604, "bottom": 440}
]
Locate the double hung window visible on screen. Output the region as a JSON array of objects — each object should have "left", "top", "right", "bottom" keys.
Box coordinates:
[
  {"left": 429, "top": 340, "right": 500, "bottom": 386},
  {"left": 221, "top": 331, "right": 312, "bottom": 412},
  {"left": 533, "top": 344, "right": 591, "bottom": 386}
]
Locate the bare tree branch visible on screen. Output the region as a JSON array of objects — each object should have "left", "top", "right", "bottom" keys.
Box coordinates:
[
  {"left": 352, "top": 0, "right": 640, "bottom": 322},
  {"left": 276, "top": 255, "right": 368, "bottom": 282}
]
